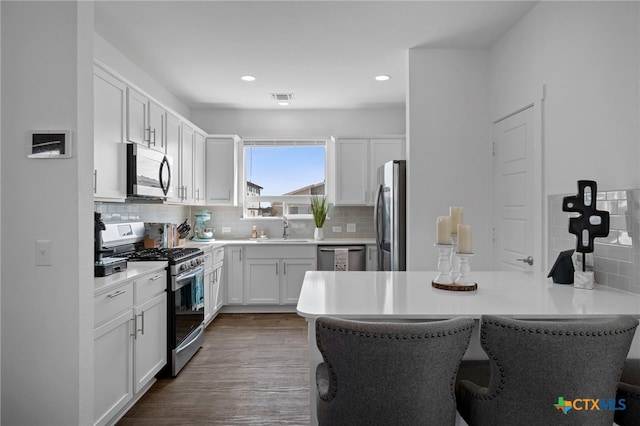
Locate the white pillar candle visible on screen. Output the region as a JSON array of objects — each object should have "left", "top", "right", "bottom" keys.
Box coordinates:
[
  {"left": 450, "top": 207, "right": 463, "bottom": 234},
  {"left": 458, "top": 224, "right": 472, "bottom": 253},
  {"left": 436, "top": 216, "right": 452, "bottom": 244}
]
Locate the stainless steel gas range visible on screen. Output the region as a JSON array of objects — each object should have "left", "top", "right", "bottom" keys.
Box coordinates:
[{"left": 99, "top": 221, "right": 205, "bottom": 377}]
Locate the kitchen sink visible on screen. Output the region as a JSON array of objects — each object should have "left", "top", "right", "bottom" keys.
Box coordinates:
[{"left": 255, "top": 238, "right": 313, "bottom": 243}]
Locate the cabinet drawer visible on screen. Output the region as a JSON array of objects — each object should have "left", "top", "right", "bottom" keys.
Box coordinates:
[
  {"left": 212, "top": 247, "right": 224, "bottom": 264},
  {"left": 95, "top": 282, "right": 134, "bottom": 326},
  {"left": 135, "top": 270, "right": 167, "bottom": 303},
  {"left": 244, "top": 245, "right": 315, "bottom": 259},
  {"left": 203, "top": 250, "right": 214, "bottom": 270}
]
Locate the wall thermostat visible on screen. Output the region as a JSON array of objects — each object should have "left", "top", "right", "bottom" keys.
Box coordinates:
[{"left": 27, "top": 130, "right": 72, "bottom": 159}]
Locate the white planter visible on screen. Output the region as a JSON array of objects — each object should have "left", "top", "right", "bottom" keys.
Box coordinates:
[{"left": 314, "top": 227, "right": 324, "bottom": 241}]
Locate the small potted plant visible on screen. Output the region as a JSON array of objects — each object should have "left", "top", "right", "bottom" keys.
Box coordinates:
[{"left": 310, "top": 195, "right": 328, "bottom": 241}]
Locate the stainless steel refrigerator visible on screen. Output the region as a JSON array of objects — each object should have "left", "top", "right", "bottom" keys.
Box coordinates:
[{"left": 374, "top": 160, "right": 406, "bottom": 271}]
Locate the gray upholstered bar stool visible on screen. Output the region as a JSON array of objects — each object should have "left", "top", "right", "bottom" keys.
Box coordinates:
[
  {"left": 315, "top": 316, "right": 474, "bottom": 426},
  {"left": 615, "top": 359, "right": 640, "bottom": 426},
  {"left": 456, "top": 315, "right": 638, "bottom": 426}
]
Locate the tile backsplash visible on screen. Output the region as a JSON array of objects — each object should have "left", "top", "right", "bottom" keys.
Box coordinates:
[
  {"left": 203, "top": 205, "right": 374, "bottom": 240},
  {"left": 548, "top": 189, "right": 640, "bottom": 294},
  {"left": 95, "top": 202, "right": 374, "bottom": 240}
]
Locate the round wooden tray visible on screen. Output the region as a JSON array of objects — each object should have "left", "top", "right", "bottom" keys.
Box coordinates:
[{"left": 432, "top": 281, "right": 478, "bottom": 291}]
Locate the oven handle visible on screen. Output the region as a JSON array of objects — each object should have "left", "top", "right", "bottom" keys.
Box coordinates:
[
  {"left": 175, "top": 325, "right": 204, "bottom": 355},
  {"left": 173, "top": 266, "right": 204, "bottom": 291}
]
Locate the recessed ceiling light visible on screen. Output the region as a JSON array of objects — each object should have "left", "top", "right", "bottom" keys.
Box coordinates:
[
  {"left": 278, "top": 101, "right": 290, "bottom": 106},
  {"left": 375, "top": 75, "right": 391, "bottom": 81},
  {"left": 241, "top": 75, "right": 256, "bottom": 82}
]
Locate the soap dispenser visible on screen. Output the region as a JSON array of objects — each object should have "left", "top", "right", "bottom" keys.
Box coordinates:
[{"left": 251, "top": 225, "right": 258, "bottom": 239}]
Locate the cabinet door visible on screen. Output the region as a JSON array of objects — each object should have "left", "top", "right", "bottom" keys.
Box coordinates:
[
  {"left": 165, "top": 112, "right": 182, "bottom": 203},
  {"left": 93, "top": 66, "right": 126, "bottom": 200},
  {"left": 180, "top": 123, "right": 195, "bottom": 203},
  {"left": 213, "top": 264, "right": 225, "bottom": 312},
  {"left": 148, "top": 100, "right": 166, "bottom": 153},
  {"left": 281, "top": 259, "right": 315, "bottom": 304},
  {"left": 369, "top": 138, "right": 404, "bottom": 204},
  {"left": 94, "top": 310, "right": 134, "bottom": 426},
  {"left": 194, "top": 132, "right": 206, "bottom": 204},
  {"left": 244, "top": 259, "right": 280, "bottom": 304},
  {"left": 126, "top": 88, "right": 149, "bottom": 146},
  {"left": 335, "top": 139, "right": 368, "bottom": 205},
  {"left": 206, "top": 137, "right": 236, "bottom": 205},
  {"left": 366, "top": 245, "right": 379, "bottom": 271},
  {"left": 204, "top": 268, "right": 214, "bottom": 325},
  {"left": 226, "top": 247, "right": 244, "bottom": 304},
  {"left": 133, "top": 293, "right": 167, "bottom": 394}
]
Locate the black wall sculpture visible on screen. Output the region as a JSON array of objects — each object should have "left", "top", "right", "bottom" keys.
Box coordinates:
[{"left": 562, "top": 180, "right": 610, "bottom": 271}]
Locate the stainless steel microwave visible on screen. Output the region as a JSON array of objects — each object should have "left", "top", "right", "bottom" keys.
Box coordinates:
[{"left": 126, "top": 144, "right": 173, "bottom": 199}]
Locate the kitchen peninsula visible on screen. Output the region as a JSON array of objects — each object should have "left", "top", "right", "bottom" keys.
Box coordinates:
[{"left": 297, "top": 270, "right": 640, "bottom": 425}]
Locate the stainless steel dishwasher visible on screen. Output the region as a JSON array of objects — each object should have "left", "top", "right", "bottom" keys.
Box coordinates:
[{"left": 317, "top": 245, "right": 366, "bottom": 271}]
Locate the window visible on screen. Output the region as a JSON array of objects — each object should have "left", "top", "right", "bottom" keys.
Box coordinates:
[{"left": 243, "top": 140, "right": 326, "bottom": 218}]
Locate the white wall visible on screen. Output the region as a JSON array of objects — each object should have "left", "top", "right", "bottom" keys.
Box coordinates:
[
  {"left": 1, "top": 2, "right": 94, "bottom": 425},
  {"left": 190, "top": 107, "right": 406, "bottom": 138},
  {"left": 406, "top": 49, "right": 492, "bottom": 271},
  {"left": 94, "top": 32, "right": 192, "bottom": 119},
  {"left": 490, "top": 1, "right": 640, "bottom": 195}
]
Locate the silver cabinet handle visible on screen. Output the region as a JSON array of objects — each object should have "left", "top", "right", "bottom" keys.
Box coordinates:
[
  {"left": 228, "top": 190, "right": 231, "bottom": 201},
  {"left": 107, "top": 289, "right": 126, "bottom": 299},
  {"left": 150, "top": 274, "right": 164, "bottom": 281},
  {"left": 130, "top": 317, "right": 136, "bottom": 338},
  {"left": 283, "top": 263, "right": 287, "bottom": 275},
  {"left": 275, "top": 263, "right": 278, "bottom": 275},
  {"left": 137, "top": 311, "right": 145, "bottom": 336},
  {"left": 151, "top": 128, "right": 156, "bottom": 145},
  {"left": 93, "top": 169, "right": 97, "bottom": 193},
  {"left": 516, "top": 256, "right": 534, "bottom": 266}
]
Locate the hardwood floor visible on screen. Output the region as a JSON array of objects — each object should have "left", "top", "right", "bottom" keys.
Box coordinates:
[{"left": 118, "top": 313, "right": 310, "bottom": 425}]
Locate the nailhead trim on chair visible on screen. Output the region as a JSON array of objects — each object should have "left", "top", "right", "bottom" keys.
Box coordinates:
[
  {"left": 470, "top": 317, "right": 638, "bottom": 401},
  {"left": 315, "top": 321, "right": 474, "bottom": 402}
]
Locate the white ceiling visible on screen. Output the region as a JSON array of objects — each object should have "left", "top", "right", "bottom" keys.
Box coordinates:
[{"left": 94, "top": 1, "right": 537, "bottom": 110}]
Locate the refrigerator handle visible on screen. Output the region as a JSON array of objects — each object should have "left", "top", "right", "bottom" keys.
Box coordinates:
[{"left": 374, "top": 184, "right": 384, "bottom": 252}]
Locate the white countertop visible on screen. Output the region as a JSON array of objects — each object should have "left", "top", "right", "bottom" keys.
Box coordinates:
[
  {"left": 94, "top": 261, "right": 167, "bottom": 294},
  {"left": 187, "top": 238, "right": 375, "bottom": 247},
  {"left": 297, "top": 270, "right": 640, "bottom": 319}
]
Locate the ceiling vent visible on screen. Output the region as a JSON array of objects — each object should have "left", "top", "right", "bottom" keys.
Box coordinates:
[{"left": 270, "top": 93, "right": 294, "bottom": 102}]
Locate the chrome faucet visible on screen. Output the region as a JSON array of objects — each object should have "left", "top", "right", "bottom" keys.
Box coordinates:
[{"left": 282, "top": 216, "right": 289, "bottom": 240}]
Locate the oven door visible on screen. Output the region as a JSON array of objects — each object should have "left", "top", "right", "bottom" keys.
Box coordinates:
[{"left": 172, "top": 265, "right": 205, "bottom": 348}]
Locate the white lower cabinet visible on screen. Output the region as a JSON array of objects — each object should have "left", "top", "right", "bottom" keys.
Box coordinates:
[
  {"left": 204, "top": 247, "right": 225, "bottom": 325},
  {"left": 94, "top": 267, "right": 167, "bottom": 426},
  {"left": 94, "top": 309, "right": 134, "bottom": 426},
  {"left": 133, "top": 292, "right": 167, "bottom": 393},
  {"left": 225, "top": 246, "right": 244, "bottom": 305},
  {"left": 243, "top": 246, "right": 316, "bottom": 305},
  {"left": 367, "top": 244, "right": 378, "bottom": 271}
]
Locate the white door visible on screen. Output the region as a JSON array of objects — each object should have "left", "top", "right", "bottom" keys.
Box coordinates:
[{"left": 493, "top": 106, "right": 536, "bottom": 271}]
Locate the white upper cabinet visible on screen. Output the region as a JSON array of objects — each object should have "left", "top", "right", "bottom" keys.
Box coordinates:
[
  {"left": 335, "top": 139, "right": 369, "bottom": 205},
  {"left": 333, "top": 137, "right": 405, "bottom": 206},
  {"left": 93, "top": 65, "right": 127, "bottom": 201},
  {"left": 205, "top": 135, "right": 240, "bottom": 205},
  {"left": 193, "top": 131, "right": 206, "bottom": 205},
  {"left": 165, "top": 111, "right": 183, "bottom": 203},
  {"left": 180, "top": 123, "right": 195, "bottom": 203},
  {"left": 148, "top": 100, "right": 167, "bottom": 153},
  {"left": 126, "top": 87, "right": 166, "bottom": 153}
]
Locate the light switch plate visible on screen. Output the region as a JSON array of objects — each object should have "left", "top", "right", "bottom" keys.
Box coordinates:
[
  {"left": 222, "top": 227, "right": 231, "bottom": 234},
  {"left": 347, "top": 223, "right": 356, "bottom": 233},
  {"left": 332, "top": 226, "right": 342, "bottom": 233},
  {"left": 35, "top": 239, "right": 52, "bottom": 266}
]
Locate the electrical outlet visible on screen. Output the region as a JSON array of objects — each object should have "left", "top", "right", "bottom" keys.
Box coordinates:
[
  {"left": 347, "top": 223, "right": 356, "bottom": 233},
  {"left": 332, "top": 226, "right": 342, "bottom": 233},
  {"left": 222, "top": 227, "right": 231, "bottom": 234}
]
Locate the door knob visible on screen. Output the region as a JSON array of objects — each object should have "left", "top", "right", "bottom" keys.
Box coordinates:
[{"left": 517, "top": 256, "right": 534, "bottom": 266}]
